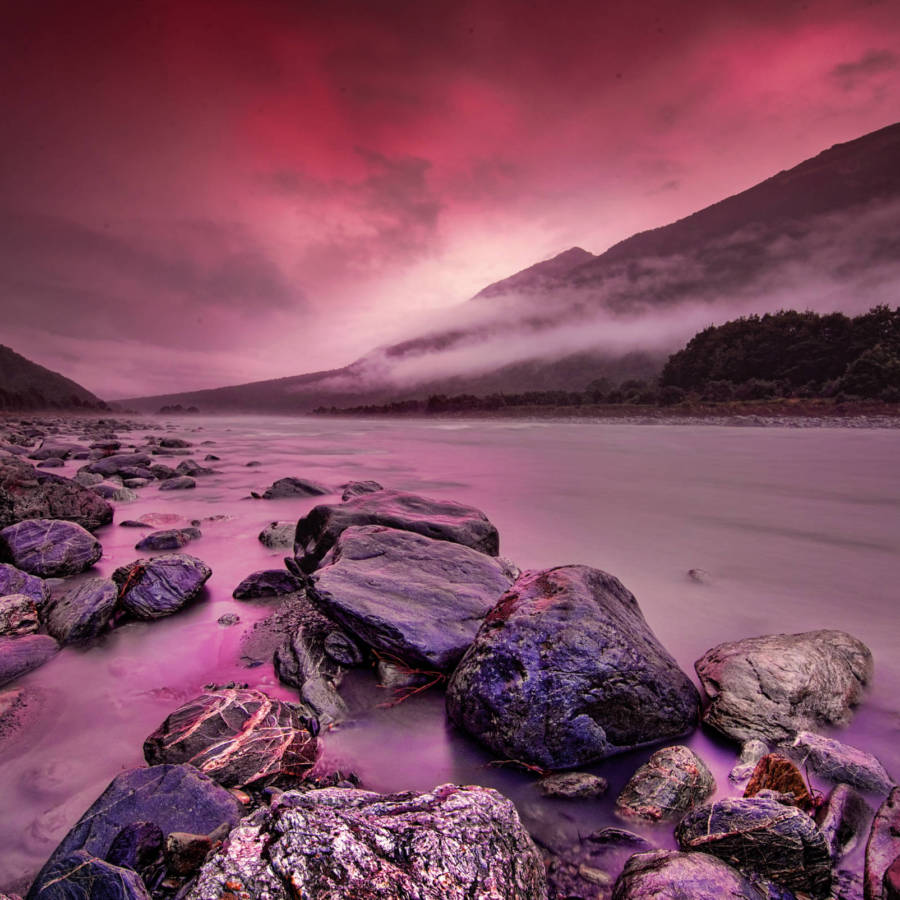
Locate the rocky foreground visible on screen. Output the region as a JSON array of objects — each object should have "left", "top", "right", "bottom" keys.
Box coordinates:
[{"left": 0, "top": 415, "right": 897, "bottom": 899}]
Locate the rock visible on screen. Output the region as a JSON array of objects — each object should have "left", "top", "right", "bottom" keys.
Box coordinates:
[
  {"left": 792, "top": 731, "right": 894, "bottom": 795},
  {"left": 0, "top": 594, "right": 40, "bottom": 636},
  {"left": 341, "top": 479, "right": 384, "bottom": 501},
  {"left": 122, "top": 478, "right": 150, "bottom": 489},
  {"left": 83, "top": 452, "right": 152, "bottom": 478},
  {"left": 245, "top": 460, "right": 262, "bottom": 467},
  {"left": 29, "top": 443, "right": 84, "bottom": 460},
  {"left": 260, "top": 477, "right": 329, "bottom": 499},
  {"left": 119, "top": 520, "right": 149, "bottom": 528},
  {"left": 105, "top": 821, "right": 165, "bottom": 891},
  {"left": 28, "top": 851, "right": 151, "bottom": 900},
  {"left": 612, "top": 850, "right": 768, "bottom": 900},
  {"left": 164, "top": 831, "right": 216, "bottom": 877},
  {"left": 837, "top": 869, "right": 866, "bottom": 900},
  {"left": 159, "top": 437, "right": 192, "bottom": 448},
  {"left": 258, "top": 521, "right": 295, "bottom": 548},
  {"left": 744, "top": 754, "right": 815, "bottom": 812},
  {"left": 42, "top": 577, "right": 118, "bottom": 644},
  {"left": 27, "top": 764, "right": 243, "bottom": 895},
  {"left": 294, "top": 489, "right": 501, "bottom": 572},
  {"left": 817, "top": 784, "right": 871, "bottom": 862},
  {"left": 158, "top": 476, "right": 195, "bottom": 491},
  {"left": 0, "top": 563, "right": 49, "bottom": 605},
  {"left": 204, "top": 454, "right": 220, "bottom": 461},
  {"left": 309, "top": 525, "right": 515, "bottom": 670},
  {"left": 73, "top": 470, "right": 104, "bottom": 487},
  {"left": 35, "top": 458, "right": 64, "bottom": 469},
  {"left": 217, "top": 613, "right": 240, "bottom": 626},
  {"left": 615, "top": 745, "right": 715, "bottom": 821},
  {"left": 92, "top": 482, "right": 138, "bottom": 502},
  {"left": 0, "top": 519, "right": 102, "bottom": 577},
  {"left": 148, "top": 463, "right": 177, "bottom": 480},
  {"left": 0, "top": 634, "right": 58, "bottom": 686},
  {"left": 187, "top": 783, "right": 547, "bottom": 900},
  {"left": 143, "top": 688, "right": 318, "bottom": 789},
  {"left": 538, "top": 772, "right": 608, "bottom": 799},
  {"left": 866, "top": 789, "right": 900, "bottom": 900},
  {"left": 731, "top": 739, "right": 771, "bottom": 783},
  {"left": 676, "top": 795, "right": 832, "bottom": 898},
  {"left": 323, "top": 629, "right": 363, "bottom": 666},
  {"left": 134, "top": 527, "right": 201, "bottom": 552},
  {"left": 0, "top": 456, "right": 113, "bottom": 531},
  {"left": 232, "top": 569, "right": 303, "bottom": 600},
  {"left": 446, "top": 566, "right": 699, "bottom": 770},
  {"left": 695, "top": 630, "right": 873, "bottom": 743},
  {"left": 112, "top": 554, "right": 212, "bottom": 620},
  {"left": 176, "top": 459, "right": 214, "bottom": 477},
  {"left": 885, "top": 858, "right": 900, "bottom": 900}
]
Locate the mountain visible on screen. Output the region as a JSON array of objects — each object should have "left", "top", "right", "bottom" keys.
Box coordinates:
[
  {"left": 127, "top": 122, "right": 900, "bottom": 412},
  {"left": 0, "top": 345, "right": 108, "bottom": 411}
]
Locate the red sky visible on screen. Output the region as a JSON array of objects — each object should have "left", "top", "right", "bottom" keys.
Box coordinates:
[{"left": 2, "top": 0, "right": 899, "bottom": 398}]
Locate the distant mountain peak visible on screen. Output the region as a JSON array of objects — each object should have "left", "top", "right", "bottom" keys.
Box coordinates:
[
  {"left": 0, "top": 345, "right": 107, "bottom": 411},
  {"left": 474, "top": 245, "right": 595, "bottom": 300}
]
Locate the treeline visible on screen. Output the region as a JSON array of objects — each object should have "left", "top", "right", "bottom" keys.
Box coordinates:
[
  {"left": 0, "top": 390, "right": 109, "bottom": 411},
  {"left": 312, "top": 306, "right": 900, "bottom": 415}
]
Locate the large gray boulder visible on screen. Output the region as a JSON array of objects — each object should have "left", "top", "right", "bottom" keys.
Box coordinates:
[
  {"left": 866, "top": 789, "right": 900, "bottom": 900},
  {"left": 0, "top": 519, "right": 101, "bottom": 577},
  {"left": 43, "top": 577, "right": 119, "bottom": 644},
  {"left": 446, "top": 566, "right": 699, "bottom": 770},
  {"left": 187, "top": 784, "right": 547, "bottom": 899},
  {"left": 695, "top": 630, "right": 873, "bottom": 743},
  {"left": 112, "top": 554, "right": 211, "bottom": 619},
  {"left": 0, "top": 634, "right": 59, "bottom": 686},
  {"left": 308, "top": 525, "right": 516, "bottom": 670},
  {"left": 294, "top": 490, "right": 500, "bottom": 572},
  {"left": 676, "top": 795, "right": 832, "bottom": 898},
  {"left": 0, "top": 563, "right": 49, "bottom": 605}
]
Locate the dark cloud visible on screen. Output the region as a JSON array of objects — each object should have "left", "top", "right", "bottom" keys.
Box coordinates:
[{"left": 830, "top": 49, "right": 899, "bottom": 90}]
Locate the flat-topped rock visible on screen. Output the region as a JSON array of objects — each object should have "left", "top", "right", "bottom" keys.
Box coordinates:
[
  {"left": 341, "top": 480, "right": 384, "bottom": 501},
  {"left": 83, "top": 452, "right": 153, "bottom": 478},
  {"left": 309, "top": 525, "right": 516, "bottom": 670},
  {"left": 695, "top": 630, "right": 873, "bottom": 743},
  {"left": 0, "top": 519, "right": 102, "bottom": 577},
  {"left": 158, "top": 475, "right": 195, "bottom": 491},
  {"left": 112, "top": 554, "right": 211, "bottom": 619},
  {"left": 294, "top": 489, "right": 501, "bottom": 572},
  {"left": 447, "top": 566, "right": 699, "bottom": 770},
  {"left": 43, "top": 577, "right": 118, "bottom": 644},
  {"left": 134, "top": 527, "right": 201, "bottom": 552},
  {"left": 261, "top": 476, "right": 329, "bottom": 499},
  {"left": 232, "top": 569, "right": 303, "bottom": 599},
  {"left": 258, "top": 521, "right": 294, "bottom": 548},
  {"left": 0, "top": 634, "right": 58, "bottom": 686},
  {"left": 143, "top": 688, "right": 318, "bottom": 789}
]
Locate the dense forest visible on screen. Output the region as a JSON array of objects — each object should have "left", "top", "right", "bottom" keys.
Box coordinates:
[{"left": 313, "top": 307, "right": 900, "bottom": 415}]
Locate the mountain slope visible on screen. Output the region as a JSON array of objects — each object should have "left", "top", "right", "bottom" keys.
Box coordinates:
[{"left": 0, "top": 345, "right": 108, "bottom": 411}]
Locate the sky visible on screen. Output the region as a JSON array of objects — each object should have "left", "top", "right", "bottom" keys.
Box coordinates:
[{"left": 1, "top": 0, "right": 899, "bottom": 398}]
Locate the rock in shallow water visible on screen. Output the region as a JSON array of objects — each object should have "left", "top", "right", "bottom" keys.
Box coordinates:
[
  {"left": 261, "top": 476, "right": 329, "bottom": 499},
  {"left": 744, "top": 754, "right": 815, "bottom": 812},
  {"left": 446, "top": 565, "right": 699, "bottom": 770},
  {"left": 791, "top": 731, "right": 894, "bottom": 795},
  {"left": 0, "top": 634, "right": 59, "bottom": 687},
  {"left": 309, "top": 525, "right": 516, "bottom": 670},
  {"left": 158, "top": 475, "right": 195, "bottom": 491},
  {"left": 694, "top": 629, "right": 873, "bottom": 743},
  {"left": 232, "top": 569, "right": 303, "bottom": 599},
  {"left": 0, "top": 563, "right": 49, "bottom": 605},
  {"left": 341, "top": 479, "right": 384, "bottom": 501},
  {"left": 816, "top": 783, "right": 871, "bottom": 863},
  {"left": 28, "top": 851, "right": 151, "bottom": 900},
  {"left": 112, "top": 553, "right": 211, "bottom": 620},
  {"left": 0, "top": 594, "right": 40, "bottom": 636},
  {"left": 187, "top": 783, "right": 547, "bottom": 900},
  {"left": 258, "top": 521, "right": 294, "bottom": 548},
  {"left": 133, "top": 527, "right": 201, "bottom": 552},
  {"left": 538, "top": 771, "right": 608, "bottom": 799},
  {"left": 0, "top": 519, "right": 102, "bottom": 577},
  {"left": 42, "top": 577, "right": 118, "bottom": 644}
]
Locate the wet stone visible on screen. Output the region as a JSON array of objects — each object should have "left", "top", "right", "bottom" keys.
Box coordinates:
[
  {"left": 105, "top": 821, "right": 165, "bottom": 892},
  {"left": 27, "top": 851, "right": 151, "bottom": 900},
  {"left": 0, "top": 634, "right": 59, "bottom": 687},
  {"left": 42, "top": 577, "right": 118, "bottom": 644},
  {"left": 816, "top": 784, "right": 871, "bottom": 862},
  {"left": 113, "top": 554, "right": 212, "bottom": 620},
  {"left": 743, "top": 754, "right": 815, "bottom": 813},
  {"left": 232, "top": 569, "right": 303, "bottom": 600},
  {"left": 0, "top": 594, "right": 40, "bottom": 636},
  {"left": 134, "top": 527, "right": 201, "bottom": 552},
  {"left": 0, "top": 518, "right": 102, "bottom": 577},
  {"left": 258, "top": 521, "right": 294, "bottom": 548},
  {"left": 791, "top": 731, "right": 894, "bottom": 795},
  {"left": 261, "top": 477, "right": 329, "bottom": 499},
  {"left": 0, "top": 564, "right": 49, "bottom": 606},
  {"left": 538, "top": 772, "right": 608, "bottom": 799},
  {"left": 158, "top": 476, "right": 196, "bottom": 491},
  {"left": 341, "top": 480, "right": 384, "bottom": 501}
]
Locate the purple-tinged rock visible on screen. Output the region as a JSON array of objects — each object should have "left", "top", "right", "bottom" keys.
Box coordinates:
[
  {"left": 143, "top": 688, "right": 318, "bottom": 789},
  {"left": 92, "top": 482, "right": 138, "bottom": 502},
  {"left": 176, "top": 459, "right": 214, "bottom": 477},
  {"left": 232, "top": 569, "right": 303, "bottom": 599},
  {"left": 29, "top": 443, "right": 84, "bottom": 461},
  {"left": 0, "top": 634, "right": 59, "bottom": 687},
  {"left": 83, "top": 452, "right": 152, "bottom": 478},
  {"left": 217, "top": 613, "right": 240, "bottom": 626},
  {"left": 258, "top": 521, "right": 294, "bottom": 548},
  {"left": 112, "top": 553, "right": 211, "bottom": 620},
  {"left": 538, "top": 772, "right": 608, "bottom": 799},
  {"left": 73, "top": 470, "right": 104, "bottom": 487},
  {"left": 616, "top": 745, "right": 715, "bottom": 821},
  {"left": 676, "top": 795, "right": 832, "bottom": 898},
  {"left": 105, "top": 821, "right": 165, "bottom": 889},
  {"left": 294, "top": 489, "right": 500, "bottom": 571},
  {"left": 260, "top": 476, "right": 329, "bottom": 500},
  {"left": 885, "top": 858, "right": 900, "bottom": 900},
  {"left": 447, "top": 566, "right": 699, "bottom": 770},
  {"left": 0, "top": 563, "right": 49, "bottom": 605},
  {"left": 159, "top": 437, "right": 191, "bottom": 448},
  {"left": 158, "top": 475, "right": 195, "bottom": 491},
  {"left": 187, "top": 783, "right": 546, "bottom": 900},
  {"left": 792, "top": 731, "right": 894, "bottom": 795},
  {"left": 0, "top": 594, "right": 40, "bottom": 636},
  {"left": 148, "top": 463, "right": 177, "bottom": 480},
  {"left": 866, "top": 788, "right": 900, "bottom": 900},
  {"left": 341, "top": 480, "right": 384, "bottom": 501},
  {"left": 134, "top": 527, "right": 201, "bottom": 552},
  {"left": 817, "top": 784, "right": 872, "bottom": 862},
  {"left": 0, "top": 519, "right": 102, "bottom": 577},
  {"left": 28, "top": 851, "right": 151, "bottom": 900},
  {"left": 308, "top": 525, "right": 515, "bottom": 670},
  {"left": 43, "top": 577, "right": 118, "bottom": 644},
  {"left": 35, "top": 458, "right": 64, "bottom": 469}
]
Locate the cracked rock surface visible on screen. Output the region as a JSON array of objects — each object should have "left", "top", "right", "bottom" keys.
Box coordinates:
[
  {"left": 0, "top": 519, "right": 102, "bottom": 578},
  {"left": 112, "top": 554, "right": 211, "bottom": 620}
]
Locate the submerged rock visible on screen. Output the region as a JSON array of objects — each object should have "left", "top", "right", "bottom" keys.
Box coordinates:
[
  {"left": 792, "top": 731, "right": 894, "bottom": 795},
  {"left": 294, "top": 489, "right": 501, "bottom": 571},
  {"left": 0, "top": 519, "right": 102, "bottom": 577},
  {"left": 187, "top": 784, "right": 547, "bottom": 900},
  {"left": 694, "top": 630, "right": 873, "bottom": 743},
  {"left": 538, "top": 772, "right": 608, "bottom": 799},
  {"left": 0, "top": 595, "right": 40, "bottom": 636},
  {"left": 446, "top": 566, "right": 699, "bottom": 770},
  {"left": 0, "top": 634, "right": 59, "bottom": 686},
  {"left": 113, "top": 553, "right": 212, "bottom": 620},
  {"left": 28, "top": 851, "right": 151, "bottom": 900},
  {"left": 143, "top": 688, "right": 318, "bottom": 789},
  {"left": 83, "top": 452, "right": 153, "bottom": 478},
  {"left": 341, "top": 479, "right": 384, "bottom": 501},
  {"left": 817, "top": 784, "right": 871, "bottom": 862},
  {"left": 676, "top": 795, "right": 832, "bottom": 898},
  {"left": 866, "top": 789, "right": 900, "bottom": 900},
  {"left": 309, "top": 525, "right": 516, "bottom": 670},
  {"left": 158, "top": 475, "right": 195, "bottom": 491},
  {"left": 744, "top": 754, "right": 815, "bottom": 812},
  {"left": 42, "top": 577, "right": 118, "bottom": 644},
  {"left": 258, "top": 521, "right": 294, "bottom": 548},
  {"left": 616, "top": 745, "right": 715, "bottom": 821},
  {"left": 175, "top": 459, "right": 214, "bottom": 477},
  {"left": 232, "top": 569, "right": 303, "bottom": 599},
  {"left": 0, "top": 563, "right": 49, "bottom": 605},
  {"left": 261, "top": 476, "right": 329, "bottom": 499},
  {"left": 134, "top": 527, "right": 201, "bottom": 552}
]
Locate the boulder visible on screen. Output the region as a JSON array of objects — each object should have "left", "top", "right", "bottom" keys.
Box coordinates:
[
  {"left": 134, "top": 527, "right": 201, "bottom": 552},
  {"left": 446, "top": 566, "right": 699, "bottom": 770},
  {"left": 92, "top": 482, "right": 138, "bottom": 502},
  {"left": 159, "top": 437, "right": 192, "bottom": 448},
  {"left": 0, "top": 519, "right": 102, "bottom": 577},
  {"left": 0, "top": 634, "right": 58, "bottom": 686},
  {"left": 187, "top": 784, "right": 547, "bottom": 900},
  {"left": 35, "top": 458, "right": 64, "bottom": 469},
  {"left": 0, "top": 456, "right": 112, "bottom": 531},
  {"left": 294, "top": 490, "right": 500, "bottom": 572},
  {"left": 143, "top": 688, "right": 318, "bottom": 789},
  {"left": 0, "top": 563, "right": 49, "bottom": 605},
  {"left": 27, "top": 764, "right": 243, "bottom": 896},
  {"left": 261, "top": 477, "right": 329, "bottom": 499},
  {"left": 730, "top": 739, "right": 770, "bottom": 783},
  {"left": 29, "top": 443, "right": 84, "bottom": 460},
  {"left": 866, "top": 789, "right": 900, "bottom": 900},
  {"left": 612, "top": 850, "right": 768, "bottom": 900},
  {"left": 259, "top": 521, "right": 295, "bottom": 548},
  {"left": 28, "top": 851, "right": 151, "bottom": 900},
  {"left": 148, "top": 464, "right": 177, "bottom": 480},
  {"left": 105, "top": 821, "right": 165, "bottom": 891},
  {"left": 341, "top": 480, "right": 384, "bottom": 501},
  {"left": 792, "top": 732, "right": 894, "bottom": 795},
  {"left": 676, "top": 795, "right": 832, "bottom": 898},
  {"left": 83, "top": 452, "right": 152, "bottom": 478},
  {"left": 744, "top": 754, "right": 815, "bottom": 812},
  {"left": 175, "top": 459, "right": 214, "bottom": 477},
  {"left": 695, "top": 630, "right": 873, "bottom": 743},
  {"left": 0, "top": 594, "right": 40, "bottom": 636},
  {"left": 73, "top": 470, "right": 104, "bottom": 487},
  {"left": 113, "top": 554, "right": 211, "bottom": 620},
  {"left": 615, "top": 745, "right": 715, "bottom": 821},
  {"left": 308, "top": 525, "right": 516, "bottom": 670},
  {"left": 538, "top": 772, "right": 608, "bottom": 799},
  {"left": 158, "top": 476, "right": 195, "bottom": 491},
  {"left": 43, "top": 577, "right": 119, "bottom": 644},
  {"left": 817, "top": 784, "right": 871, "bottom": 862},
  {"left": 232, "top": 569, "right": 303, "bottom": 600},
  {"left": 885, "top": 859, "right": 900, "bottom": 900}
]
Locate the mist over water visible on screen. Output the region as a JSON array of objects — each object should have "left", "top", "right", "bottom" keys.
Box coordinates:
[{"left": 1, "top": 416, "right": 898, "bottom": 891}]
